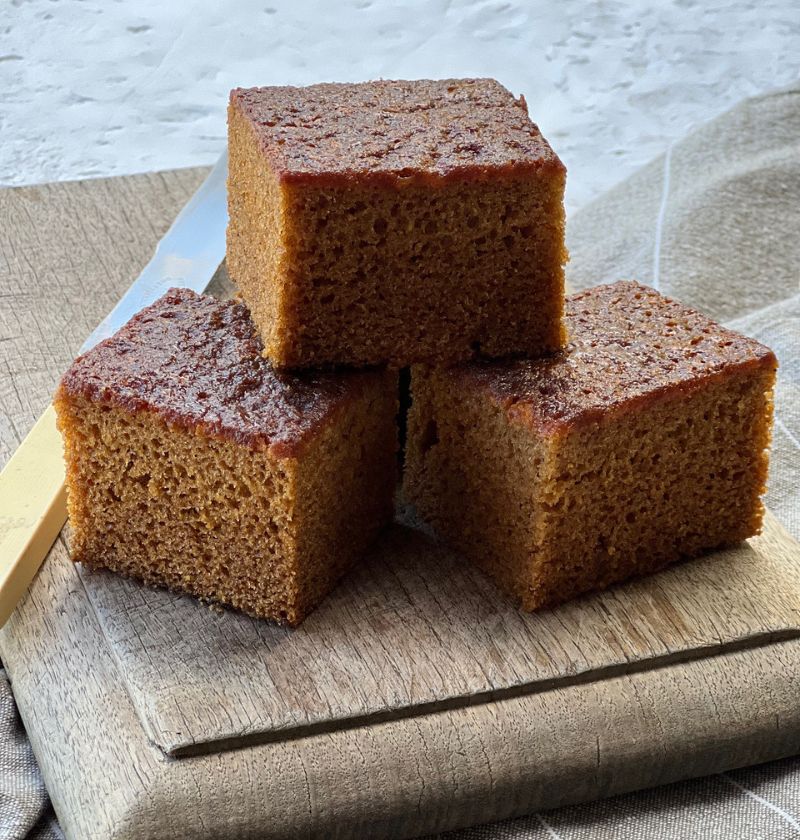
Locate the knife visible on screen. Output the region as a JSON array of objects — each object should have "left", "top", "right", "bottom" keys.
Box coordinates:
[{"left": 0, "top": 152, "right": 229, "bottom": 628}]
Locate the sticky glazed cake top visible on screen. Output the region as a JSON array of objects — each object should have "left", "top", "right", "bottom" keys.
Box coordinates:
[
  {"left": 454, "top": 281, "right": 777, "bottom": 434},
  {"left": 230, "top": 78, "right": 565, "bottom": 185},
  {"left": 57, "top": 288, "right": 380, "bottom": 457}
]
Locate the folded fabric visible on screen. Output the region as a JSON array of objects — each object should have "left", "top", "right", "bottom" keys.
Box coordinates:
[{"left": 0, "top": 671, "right": 61, "bottom": 840}]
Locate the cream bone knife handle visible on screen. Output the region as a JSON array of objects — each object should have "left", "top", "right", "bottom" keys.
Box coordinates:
[
  {"left": 0, "top": 406, "right": 67, "bottom": 627},
  {"left": 0, "top": 152, "right": 228, "bottom": 629}
]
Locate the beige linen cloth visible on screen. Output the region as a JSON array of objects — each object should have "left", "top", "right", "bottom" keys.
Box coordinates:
[{"left": 2, "top": 84, "right": 799, "bottom": 840}]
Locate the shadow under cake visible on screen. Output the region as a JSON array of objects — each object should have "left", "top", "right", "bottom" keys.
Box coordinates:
[
  {"left": 227, "top": 77, "right": 567, "bottom": 369},
  {"left": 404, "top": 280, "right": 777, "bottom": 611},
  {"left": 54, "top": 289, "right": 397, "bottom": 626}
]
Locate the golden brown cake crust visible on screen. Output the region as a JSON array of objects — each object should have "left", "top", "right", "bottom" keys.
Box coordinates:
[
  {"left": 58, "top": 288, "right": 379, "bottom": 457},
  {"left": 230, "top": 78, "right": 565, "bottom": 186},
  {"left": 455, "top": 281, "right": 777, "bottom": 433}
]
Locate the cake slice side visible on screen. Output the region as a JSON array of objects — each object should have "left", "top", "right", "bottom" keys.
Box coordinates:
[
  {"left": 292, "top": 369, "right": 398, "bottom": 620},
  {"left": 273, "top": 167, "right": 566, "bottom": 368},
  {"left": 227, "top": 98, "right": 289, "bottom": 365},
  {"left": 526, "top": 360, "right": 776, "bottom": 610},
  {"left": 405, "top": 365, "right": 557, "bottom": 605},
  {"left": 54, "top": 389, "right": 305, "bottom": 622}
]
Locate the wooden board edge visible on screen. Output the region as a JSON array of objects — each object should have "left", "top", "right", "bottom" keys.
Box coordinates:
[
  {"left": 164, "top": 627, "right": 800, "bottom": 759},
  {"left": 81, "top": 506, "right": 800, "bottom": 757}
]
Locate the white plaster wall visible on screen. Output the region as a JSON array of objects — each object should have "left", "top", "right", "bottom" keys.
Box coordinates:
[{"left": 2, "top": 0, "right": 798, "bottom": 211}]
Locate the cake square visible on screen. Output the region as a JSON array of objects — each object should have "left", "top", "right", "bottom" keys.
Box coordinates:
[
  {"left": 404, "top": 281, "right": 777, "bottom": 610},
  {"left": 54, "top": 289, "right": 397, "bottom": 625},
  {"left": 227, "top": 78, "right": 567, "bottom": 369}
]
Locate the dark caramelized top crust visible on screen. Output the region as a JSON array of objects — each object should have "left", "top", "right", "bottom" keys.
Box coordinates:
[
  {"left": 457, "top": 281, "right": 777, "bottom": 434},
  {"left": 58, "top": 289, "right": 381, "bottom": 457},
  {"left": 230, "top": 78, "right": 564, "bottom": 186}
]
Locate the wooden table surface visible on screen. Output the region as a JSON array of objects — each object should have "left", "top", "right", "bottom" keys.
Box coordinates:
[{"left": 2, "top": 170, "right": 800, "bottom": 839}]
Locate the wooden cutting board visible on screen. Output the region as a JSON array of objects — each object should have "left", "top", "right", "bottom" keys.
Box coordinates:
[
  {"left": 79, "top": 506, "right": 800, "bottom": 757},
  {"left": 2, "top": 170, "right": 800, "bottom": 840}
]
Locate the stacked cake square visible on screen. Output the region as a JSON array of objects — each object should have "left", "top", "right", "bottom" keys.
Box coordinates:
[{"left": 55, "top": 78, "right": 776, "bottom": 624}]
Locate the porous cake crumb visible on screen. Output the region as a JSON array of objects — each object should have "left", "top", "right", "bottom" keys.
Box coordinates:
[
  {"left": 404, "top": 281, "right": 777, "bottom": 610},
  {"left": 54, "top": 289, "right": 397, "bottom": 625},
  {"left": 227, "top": 78, "right": 567, "bottom": 369}
]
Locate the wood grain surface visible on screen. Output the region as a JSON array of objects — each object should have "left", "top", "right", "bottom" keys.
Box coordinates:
[
  {"left": 1, "top": 172, "right": 800, "bottom": 839},
  {"left": 78, "top": 506, "right": 800, "bottom": 756}
]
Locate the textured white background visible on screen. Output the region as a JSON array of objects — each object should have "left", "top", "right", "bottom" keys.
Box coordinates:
[{"left": 2, "top": 0, "right": 799, "bottom": 212}]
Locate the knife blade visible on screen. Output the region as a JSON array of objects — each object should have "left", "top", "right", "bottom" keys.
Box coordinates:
[{"left": 0, "top": 152, "right": 229, "bottom": 628}]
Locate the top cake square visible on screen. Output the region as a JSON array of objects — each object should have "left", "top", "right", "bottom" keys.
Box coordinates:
[{"left": 227, "top": 78, "right": 567, "bottom": 369}]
